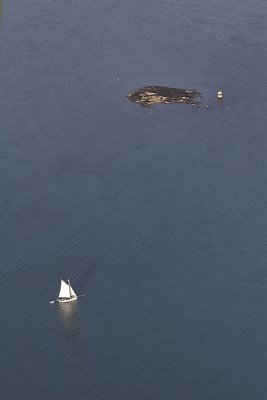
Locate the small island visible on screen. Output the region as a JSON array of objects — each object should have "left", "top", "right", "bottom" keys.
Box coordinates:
[{"left": 127, "top": 86, "right": 201, "bottom": 107}]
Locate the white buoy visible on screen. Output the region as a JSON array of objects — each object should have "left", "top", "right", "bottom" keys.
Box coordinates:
[{"left": 217, "top": 90, "right": 223, "bottom": 99}]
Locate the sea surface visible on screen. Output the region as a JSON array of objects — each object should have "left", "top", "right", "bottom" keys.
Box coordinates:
[{"left": 1, "top": 1, "right": 267, "bottom": 399}]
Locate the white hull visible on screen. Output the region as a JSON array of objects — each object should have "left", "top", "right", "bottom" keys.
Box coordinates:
[
  {"left": 57, "top": 296, "right": 77, "bottom": 303},
  {"left": 217, "top": 90, "right": 223, "bottom": 99}
]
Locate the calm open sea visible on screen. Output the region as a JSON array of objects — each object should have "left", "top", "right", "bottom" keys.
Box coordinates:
[{"left": 1, "top": 1, "right": 267, "bottom": 399}]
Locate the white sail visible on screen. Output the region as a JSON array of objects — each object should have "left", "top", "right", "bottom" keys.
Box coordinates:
[
  {"left": 58, "top": 279, "right": 71, "bottom": 299},
  {"left": 68, "top": 282, "right": 77, "bottom": 298}
]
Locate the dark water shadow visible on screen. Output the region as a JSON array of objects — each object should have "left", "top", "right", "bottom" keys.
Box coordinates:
[
  {"left": 0, "top": 1, "right": 2, "bottom": 29},
  {"left": 73, "top": 259, "right": 98, "bottom": 295}
]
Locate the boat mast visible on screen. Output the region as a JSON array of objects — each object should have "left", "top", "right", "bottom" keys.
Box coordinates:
[{"left": 68, "top": 279, "right": 72, "bottom": 297}]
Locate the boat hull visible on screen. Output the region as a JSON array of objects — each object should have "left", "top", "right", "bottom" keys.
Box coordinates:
[{"left": 57, "top": 296, "right": 77, "bottom": 303}]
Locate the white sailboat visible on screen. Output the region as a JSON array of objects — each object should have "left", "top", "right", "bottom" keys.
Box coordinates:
[{"left": 57, "top": 279, "right": 77, "bottom": 303}]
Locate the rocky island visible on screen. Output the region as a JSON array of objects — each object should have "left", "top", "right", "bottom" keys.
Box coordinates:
[{"left": 127, "top": 86, "right": 201, "bottom": 107}]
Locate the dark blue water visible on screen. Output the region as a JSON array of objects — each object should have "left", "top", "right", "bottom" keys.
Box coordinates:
[{"left": 1, "top": 1, "right": 267, "bottom": 399}]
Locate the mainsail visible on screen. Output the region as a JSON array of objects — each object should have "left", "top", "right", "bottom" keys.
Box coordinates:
[{"left": 58, "top": 279, "right": 71, "bottom": 299}]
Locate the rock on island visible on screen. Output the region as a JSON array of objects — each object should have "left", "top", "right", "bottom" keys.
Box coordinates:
[{"left": 127, "top": 86, "right": 201, "bottom": 107}]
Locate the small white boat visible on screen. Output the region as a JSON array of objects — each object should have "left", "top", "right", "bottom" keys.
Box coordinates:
[
  {"left": 217, "top": 90, "right": 223, "bottom": 99},
  {"left": 57, "top": 279, "right": 77, "bottom": 303}
]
